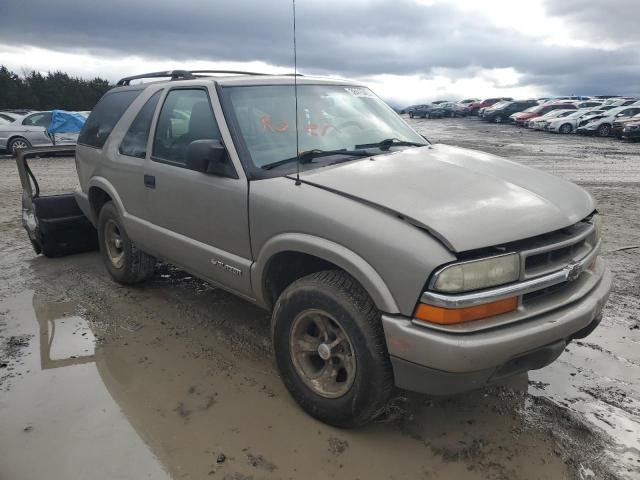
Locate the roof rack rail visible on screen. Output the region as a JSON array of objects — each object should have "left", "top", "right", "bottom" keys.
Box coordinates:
[
  {"left": 189, "top": 69, "right": 264, "bottom": 77},
  {"left": 116, "top": 70, "right": 194, "bottom": 86},
  {"left": 116, "top": 69, "right": 287, "bottom": 86}
]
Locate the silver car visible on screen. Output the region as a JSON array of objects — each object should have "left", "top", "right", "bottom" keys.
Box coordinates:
[
  {"left": 18, "top": 70, "right": 611, "bottom": 427},
  {"left": 0, "top": 111, "right": 83, "bottom": 154}
]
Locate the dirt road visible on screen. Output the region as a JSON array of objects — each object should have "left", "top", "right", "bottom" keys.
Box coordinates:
[{"left": 0, "top": 118, "right": 638, "bottom": 479}]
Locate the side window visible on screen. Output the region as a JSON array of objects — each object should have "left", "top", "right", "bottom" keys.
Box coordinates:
[
  {"left": 78, "top": 89, "right": 142, "bottom": 149},
  {"left": 152, "top": 89, "right": 220, "bottom": 165},
  {"left": 119, "top": 91, "right": 162, "bottom": 158},
  {"left": 23, "top": 112, "right": 52, "bottom": 127}
]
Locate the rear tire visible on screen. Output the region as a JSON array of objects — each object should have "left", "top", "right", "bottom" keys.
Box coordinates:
[
  {"left": 97, "top": 201, "right": 155, "bottom": 285},
  {"left": 272, "top": 270, "right": 394, "bottom": 427},
  {"left": 559, "top": 123, "right": 573, "bottom": 134},
  {"left": 8, "top": 137, "right": 31, "bottom": 156}
]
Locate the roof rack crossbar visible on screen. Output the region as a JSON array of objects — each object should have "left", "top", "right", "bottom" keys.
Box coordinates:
[{"left": 116, "top": 69, "right": 302, "bottom": 86}]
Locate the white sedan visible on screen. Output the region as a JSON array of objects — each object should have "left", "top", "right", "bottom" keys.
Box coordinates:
[{"left": 547, "top": 109, "right": 605, "bottom": 134}]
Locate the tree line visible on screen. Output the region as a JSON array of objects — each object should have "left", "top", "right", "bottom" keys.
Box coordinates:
[{"left": 0, "top": 65, "right": 112, "bottom": 111}]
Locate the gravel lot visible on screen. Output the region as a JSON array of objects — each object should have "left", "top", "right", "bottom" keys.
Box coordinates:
[{"left": 0, "top": 117, "right": 638, "bottom": 479}]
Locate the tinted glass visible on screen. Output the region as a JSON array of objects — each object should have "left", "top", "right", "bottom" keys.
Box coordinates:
[
  {"left": 152, "top": 89, "right": 220, "bottom": 165},
  {"left": 78, "top": 89, "right": 141, "bottom": 148},
  {"left": 23, "top": 112, "right": 52, "bottom": 127},
  {"left": 119, "top": 91, "right": 162, "bottom": 158}
]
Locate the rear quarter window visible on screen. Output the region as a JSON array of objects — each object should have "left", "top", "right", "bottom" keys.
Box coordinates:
[{"left": 78, "top": 89, "right": 142, "bottom": 148}]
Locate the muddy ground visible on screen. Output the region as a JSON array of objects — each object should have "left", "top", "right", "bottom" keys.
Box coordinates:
[{"left": 0, "top": 117, "right": 638, "bottom": 480}]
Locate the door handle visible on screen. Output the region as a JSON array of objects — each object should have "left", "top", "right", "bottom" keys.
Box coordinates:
[{"left": 144, "top": 174, "right": 156, "bottom": 189}]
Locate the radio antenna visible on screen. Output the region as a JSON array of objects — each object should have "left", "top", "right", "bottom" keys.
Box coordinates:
[{"left": 292, "top": 0, "right": 301, "bottom": 185}]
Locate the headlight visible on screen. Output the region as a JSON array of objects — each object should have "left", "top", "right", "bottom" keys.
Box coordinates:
[{"left": 431, "top": 253, "right": 520, "bottom": 293}]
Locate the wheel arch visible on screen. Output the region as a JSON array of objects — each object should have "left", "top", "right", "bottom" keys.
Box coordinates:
[
  {"left": 87, "top": 177, "right": 126, "bottom": 223},
  {"left": 7, "top": 135, "right": 31, "bottom": 150},
  {"left": 252, "top": 233, "right": 400, "bottom": 314}
]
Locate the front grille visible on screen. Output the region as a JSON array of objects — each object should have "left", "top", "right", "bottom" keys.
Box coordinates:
[
  {"left": 522, "top": 281, "right": 569, "bottom": 305},
  {"left": 519, "top": 220, "right": 596, "bottom": 280},
  {"left": 524, "top": 238, "right": 591, "bottom": 277}
]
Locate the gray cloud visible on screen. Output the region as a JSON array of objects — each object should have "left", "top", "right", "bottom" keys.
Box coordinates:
[
  {"left": 543, "top": 0, "right": 640, "bottom": 45},
  {"left": 0, "top": 0, "right": 638, "bottom": 97}
]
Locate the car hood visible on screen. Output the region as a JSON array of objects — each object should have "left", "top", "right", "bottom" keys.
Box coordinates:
[
  {"left": 512, "top": 111, "right": 539, "bottom": 120},
  {"left": 292, "top": 144, "right": 594, "bottom": 252}
]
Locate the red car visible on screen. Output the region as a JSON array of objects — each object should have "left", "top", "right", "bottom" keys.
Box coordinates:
[
  {"left": 510, "top": 101, "right": 577, "bottom": 126},
  {"left": 468, "top": 97, "right": 513, "bottom": 115}
]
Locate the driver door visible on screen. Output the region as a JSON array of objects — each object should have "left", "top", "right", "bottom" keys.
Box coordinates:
[{"left": 142, "top": 86, "right": 253, "bottom": 298}]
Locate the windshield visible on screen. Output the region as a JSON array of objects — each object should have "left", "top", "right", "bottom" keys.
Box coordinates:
[{"left": 224, "top": 84, "right": 426, "bottom": 169}]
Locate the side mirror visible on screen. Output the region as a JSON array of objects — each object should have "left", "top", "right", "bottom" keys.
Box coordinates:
[{"left": 186, "top": 139, "right": 237, "bottom": 178}]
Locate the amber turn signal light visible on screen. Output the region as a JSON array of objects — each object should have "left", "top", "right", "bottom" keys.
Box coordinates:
[{"left": 414, "top": 297, "right": 518, "bottom": 325}]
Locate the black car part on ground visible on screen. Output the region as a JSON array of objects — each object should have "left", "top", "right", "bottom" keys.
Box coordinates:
[{"left": 16, "top": 146, "right": 97, "bottom": 257}]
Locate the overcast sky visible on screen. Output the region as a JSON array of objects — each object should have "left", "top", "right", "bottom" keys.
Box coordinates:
[{"left": 1, "top": 0, "right": 638, "bottom": 106}]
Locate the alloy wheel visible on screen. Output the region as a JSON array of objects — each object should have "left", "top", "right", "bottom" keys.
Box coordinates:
[
  {"left": 11, "top": 139, "right": 29, "bottom": 152},
  {"left": 289, "top": 309, "right": 356, "bottom": 398},
  {"left": 104, "top": 219, "right": 125, "bottom": 268}
]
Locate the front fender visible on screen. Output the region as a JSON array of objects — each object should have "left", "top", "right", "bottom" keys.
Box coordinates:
[{"left": 251, "top": 233, "right": 400, "bottom": 314}]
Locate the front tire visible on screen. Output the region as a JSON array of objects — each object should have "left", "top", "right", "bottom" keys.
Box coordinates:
[
  {"left": 597, "top": 124, "right": 611, "bottom": 137},
  {"left": 494, "top": 115, "right": 503, "bottom": 123},
  {"left": 272, "top": 270, "right": 394, "bottom": 427},
  {"left": 97, "top": 201, "right": 155, "bottom": 285}
]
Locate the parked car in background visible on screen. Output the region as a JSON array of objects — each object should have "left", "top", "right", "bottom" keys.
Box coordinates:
[
  {"left": 622, "top": 120, "right": 640, "bottom": 141},
  {"left": 401, "top": 104, "right": 422, "bottom": 114},
  {"left": 409, "top": 104, "right": 446, "bottom": 118},
  {"left": 576, "top": 106, "right": 640, "bottom": 137},
  {"left": 528, "top": 109, "right": 576, "bottom": 130},
  {"left": 0, "top": 110, "right": 85, "bottom": 154},
  {"left": 611, "top": 113, "right": 640, "bottom": 138},
  {"left": 573, "top": 101, "right": 603, "bottom": 109},
  {"left": 468, "top": 97, "right": 513, "bottom": 115},
  {"left": 547, "top": 109, "right": 606, "bottom": 134},
  {"left": 457, "top": 98, "right": 479, "bottom": 106},
  {"left": 438, "top": 102, "right": 469, "bottom": 117},
  {"left": 482, "top": 100, "right": 538, "bottom": 123},
  {"left": 511, "top": 102, "right": 577, "bottom": 126},
  {"left": 0, "top": 112, "right": 22, "bottom": 123},
  {"left": 602, "top": 98, "right": 638, "bottom": 107},
  {"left": 0, "top": 109, "right": 34, "bottom": 116}
]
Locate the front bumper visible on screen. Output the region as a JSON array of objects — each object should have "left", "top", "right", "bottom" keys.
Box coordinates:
[
  {"left": 576, "top": 126, "right": 598, "bottom": 135},
  {"left": 382, "top": 260, "right": 611, "bottom": 395},
  {"left": 623, "top": 129, "right": 640, "bottom": 139}
]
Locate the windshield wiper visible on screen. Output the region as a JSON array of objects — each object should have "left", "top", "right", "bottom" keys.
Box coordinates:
[
  {"left": 261, "top": 149, "right": 370, "bottom": 170},
  {"left": 355, "top": 137, "right": 427, "bottom": 151}
]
